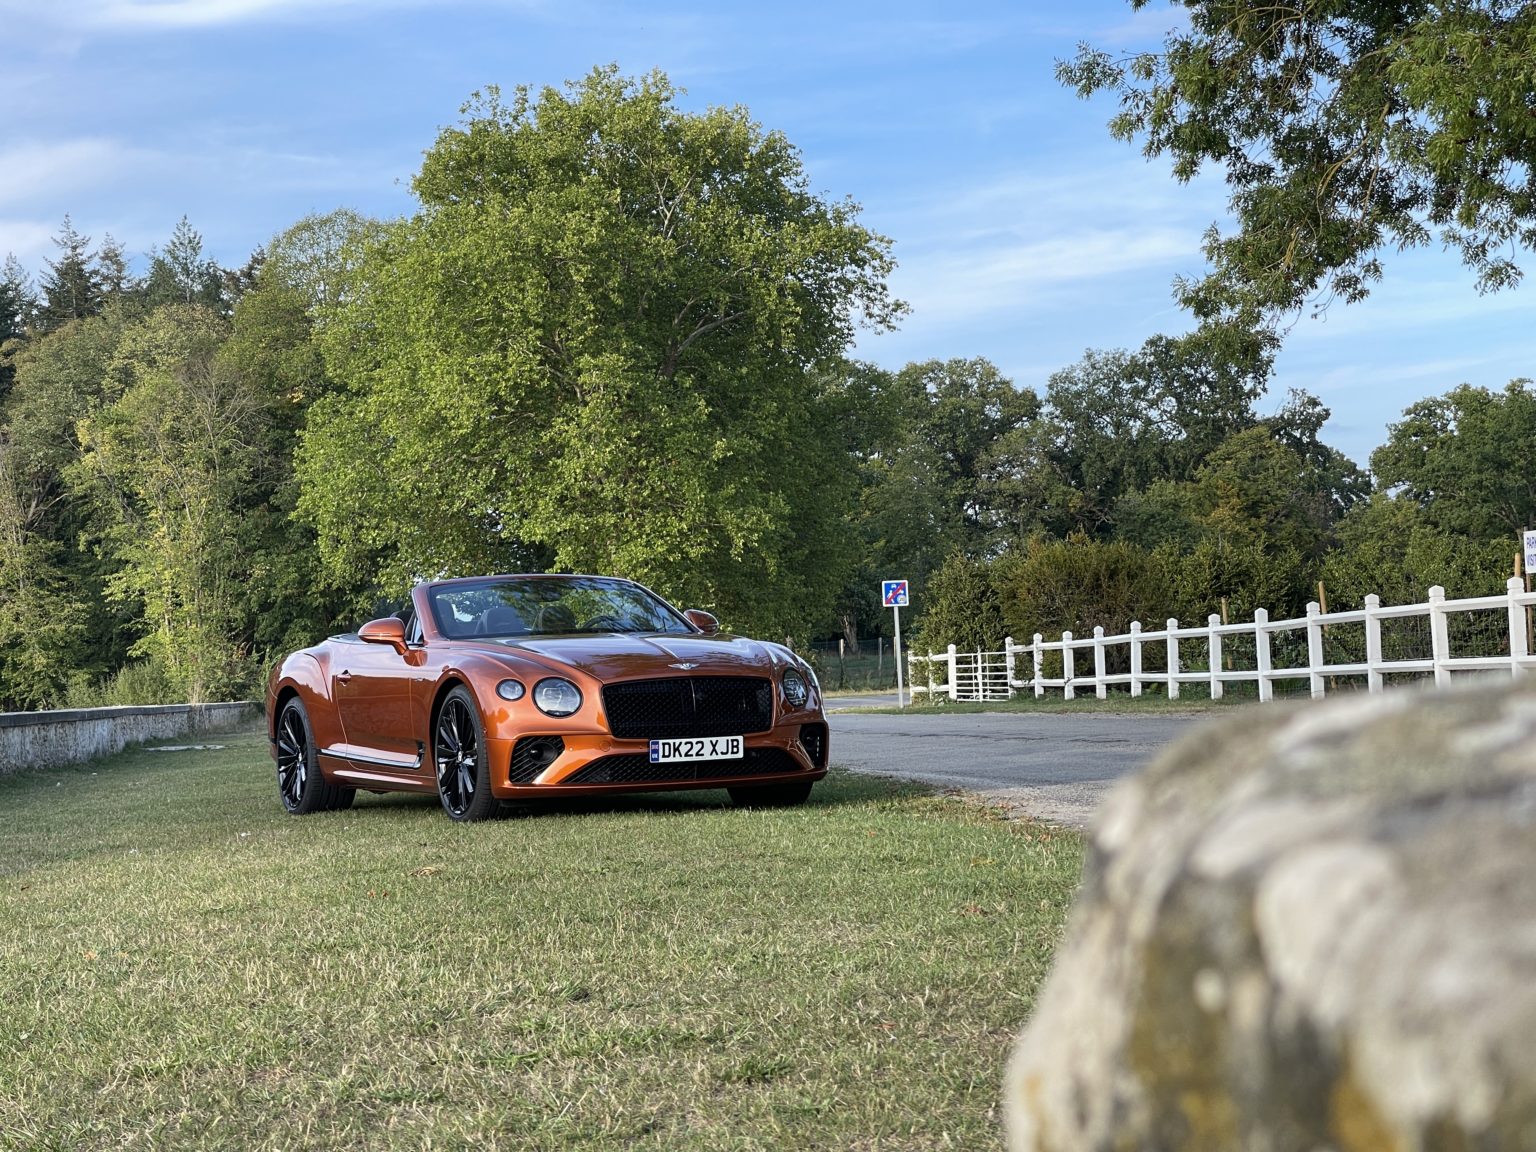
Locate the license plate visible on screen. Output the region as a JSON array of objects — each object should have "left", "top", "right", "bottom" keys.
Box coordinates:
[{"left": 648, "top": 736, "right": 743, "bottom": 763}]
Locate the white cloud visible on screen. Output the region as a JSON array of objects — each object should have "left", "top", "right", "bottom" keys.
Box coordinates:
[
  {"left": 0, "top": 0, "right": 473, "bottom": 31},
  {"left": 0, "top": 220, "right": 59, "bottom": 271},
  {"left": 0, "top": 138, "right": 149, "bottom": 211},
  {"left": 893, "top": 226, "right": 1195, "bottom": 322},
  {"left": 1094, "top": 2, "right": 1189, "bottom": 48}
]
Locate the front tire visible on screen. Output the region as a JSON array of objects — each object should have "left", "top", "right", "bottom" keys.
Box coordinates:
[
  {"left": 434, "top": 686, "right": 498, "bottom": 822},
  {"left": 275, "top": 697, "right": 353, "bottom": 814},
  {"left": 729, "top": 780, "right": 814, "bottom": 808}
]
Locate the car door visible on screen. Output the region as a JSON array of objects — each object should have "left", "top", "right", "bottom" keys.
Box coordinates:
[{"left": 332, "top": 631, "right": 425, "bottom": 767}]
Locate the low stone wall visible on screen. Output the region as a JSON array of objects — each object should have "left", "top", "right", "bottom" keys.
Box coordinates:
[{"left": 0, "top": 701, "right": 260, "bottom": 775}]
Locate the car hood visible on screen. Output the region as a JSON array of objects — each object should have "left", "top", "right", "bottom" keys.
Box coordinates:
[{"left": 471, "top": 632, "right": 787, "bottom": 681}]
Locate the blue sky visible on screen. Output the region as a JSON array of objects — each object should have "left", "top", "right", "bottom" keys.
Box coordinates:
[{"left": 4, "top": 0, "right": 1533, "bottom": 466}]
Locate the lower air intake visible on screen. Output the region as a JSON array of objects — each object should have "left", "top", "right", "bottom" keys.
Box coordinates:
[{"left": 564, "top": 748, "right": 800, "bottom": 785}]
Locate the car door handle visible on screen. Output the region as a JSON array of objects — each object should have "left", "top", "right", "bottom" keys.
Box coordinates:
[{"left": 337, "top": 671, "right": 353, "bottom": 684}]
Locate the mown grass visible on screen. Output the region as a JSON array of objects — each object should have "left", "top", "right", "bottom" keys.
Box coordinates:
[{"left": 0, "top": 727, "right": 1082, "bottom": 1150}]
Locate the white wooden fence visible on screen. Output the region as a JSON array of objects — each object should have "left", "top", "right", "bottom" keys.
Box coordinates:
[{"left": 910, "top": 579, "right": 1536, "bottom": 703}]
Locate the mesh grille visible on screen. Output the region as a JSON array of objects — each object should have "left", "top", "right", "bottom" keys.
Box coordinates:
[
  {"left": 799, "top": 723, "right": 828, "bottom": 769},
  {"left": 602, "top": 676, "right": 773, "bottom": 740},
  {"left": 564, "top": 748, "right": 800, "bottom": 785},
  {"left": 510, "top": 736, "right": 564, "bottom": 783}
]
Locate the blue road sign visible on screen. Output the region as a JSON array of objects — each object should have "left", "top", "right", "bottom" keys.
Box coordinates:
[{"left": 882, "top": 579, "right": 909, "bottom": 608}]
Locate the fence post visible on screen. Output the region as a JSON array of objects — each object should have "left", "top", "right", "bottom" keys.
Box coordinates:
[
  {"left": 1129, "top": 621, "right": 1142, "bottom": 698},
  {"left": 926, "top": 651, "right": 936, "bottom": 701},
  {"left": 1509, "top": 577, "right": 1528, "bottom": 677},
  {"left": 1093, "top": 626, "right": 1107, "bottom": 700},
  {"left": 1429, "top": 585, "right": 1451, "bottom": 687},
  {"left": 1062, "top": 631, "right": 1075, "bottom": 700},
  {"left": 947, "top": 644, "right": 959, "bottom": 700},
  {"left": 1365, "top": 594, "right": 1383, "bottom": 693},
  {"left": 1255, "top": 608, "right": 1272, "bottom": 702},
  {"left": 1033, "top": 633, "right": 1044, "bottom": 699},
  {"left": 1306, "top": 600, "right": 1325, "bottom": 699},
  {"left": 1004, "top": 636, "right": 1017, "bottom": 697},
  {"left": 1165, "top": 618, "right": 1180, "bottom": 700},
  {"left": 1207, "top": 613, "right": 1223, "bottom": 701}
]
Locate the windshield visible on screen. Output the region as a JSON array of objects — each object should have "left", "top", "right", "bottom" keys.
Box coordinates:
[{"left": 427, "top": 576, "right": 693, "bottom": 640}]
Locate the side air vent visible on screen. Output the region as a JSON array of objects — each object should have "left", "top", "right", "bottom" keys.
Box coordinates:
[
  {"left": 510, "top": 736, "right": 564, "bottom": 783},
  {"left": 798, "top": 723, "right": 829, "bottom": 769}
]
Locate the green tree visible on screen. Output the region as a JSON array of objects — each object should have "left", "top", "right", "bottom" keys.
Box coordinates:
[
  {"left": 894, "top": 357, "right": 1040, "bottom": 544},
  {"left": 36, "top": 218, "right": 104, "bottom": 332},
  {"left": 912, "top": 550, "right": 1010, "bottom": 654},
  {"left": 1322, "top": 493, "right": 1511, "bottom": 608},
  {"left": 218, "top": 273, "right": 362, "bottom": 652},
  {"left": 0, "top": 310, "right": 133, "bottom": 705},
  {"left": 1061, "top": 1, "right": 1536, "bottom": 328},
  {"left": 71, "top": 305, "right": 258, "bottom": 701},
  {"left": 1006, "top": 327, "right": 1272, "bottom": 536},
  {"left": 300, "top": 69, "right": 903, "bottom": 637},
  {"left": 1370, "top": 379, "right": 1536, "bottom": 540},
  {"left": 0, "top": 255, "right": 35, "bottom": 399},
  {"left": 996, "top": 534, "right": 1172, "bottom": 643},
  {"left": 143, "top": 217, "right": 226, "bottom": 311},
  {"left": 262, "top": 210, "right": 383, "bottom": 316}
]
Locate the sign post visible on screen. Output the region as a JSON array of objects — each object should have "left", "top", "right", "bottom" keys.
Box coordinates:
[
  {"left": 882, "top": 579, "right": 909, "bottom": 707},
  {"left": 1523, "top": 531, "right": 1536, "bottom": 652}
]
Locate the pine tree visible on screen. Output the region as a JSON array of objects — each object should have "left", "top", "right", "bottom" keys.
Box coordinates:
[
  {"left": 0, "top": 254, "right": 36, "bottom": 399},
  {"left": 94, "top": 234, "right": 133, "bottom": 300},
  {"left": 37, "top": 217, "right": 103, "bottom": 332},
  {"left": 143, "top": 216, "right": 225, "bottom": 311}
]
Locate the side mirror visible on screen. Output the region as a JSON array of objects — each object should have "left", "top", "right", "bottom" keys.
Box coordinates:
[
  {"left": 684, "top": 609, "right": 720, "bottom": 635},
  {"left": 359, "top": 617, "right": 409, "bottom": 654}
]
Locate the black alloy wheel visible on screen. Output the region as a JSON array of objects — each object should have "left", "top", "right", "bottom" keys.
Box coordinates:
[
  {"left": 275, "top": 697, "right": 353, "bottom": 814},
  {"left": 434, "top": 686, "right": 498, "bottom": 822}
]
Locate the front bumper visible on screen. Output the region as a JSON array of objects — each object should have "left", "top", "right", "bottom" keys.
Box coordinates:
[{"left": 487, "top": 720, "right": 829, "bottom": 799}]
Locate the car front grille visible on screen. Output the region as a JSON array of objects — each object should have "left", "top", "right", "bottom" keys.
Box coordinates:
[
  {"left": 563, "top": 748, "right": 800, "bottom": 785},
  {"left": 601, "top": 676, "right": 774, "bottom": 740}
]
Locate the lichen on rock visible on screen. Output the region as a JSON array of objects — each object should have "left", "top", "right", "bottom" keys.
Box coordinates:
[{"left": 1005, "top": 681, "right": 1536, "bottom": 1151}]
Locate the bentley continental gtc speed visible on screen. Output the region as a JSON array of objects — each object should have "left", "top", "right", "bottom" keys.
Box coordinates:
[{"left": 266, "top": 574, "right": 829, "bottom": 821}]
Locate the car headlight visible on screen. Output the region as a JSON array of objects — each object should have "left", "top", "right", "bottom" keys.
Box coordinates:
[
  {"left": 496, "top": 679, "right": 526, "bottom": 701},
  {"left": 533, "top": 677, "right": 582, "bottom": 717},
  {"left": 782, "top": 668, "right": 808, "bottom": 708}
]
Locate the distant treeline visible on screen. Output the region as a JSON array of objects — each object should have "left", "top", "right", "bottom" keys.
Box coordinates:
[{"left": 1, "top": 70, "right": 1530, "bottom": 709}]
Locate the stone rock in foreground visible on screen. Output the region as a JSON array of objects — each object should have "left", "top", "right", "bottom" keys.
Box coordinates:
[{"left": 1005, "top": 684, "right": 1536, "bottom": 1152}]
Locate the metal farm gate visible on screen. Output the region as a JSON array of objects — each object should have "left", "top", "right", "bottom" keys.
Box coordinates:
[{"left": 949, "top": 649, "right": 1012, "bottom": 701}]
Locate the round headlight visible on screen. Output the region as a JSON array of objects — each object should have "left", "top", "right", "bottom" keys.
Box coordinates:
[
  {"left": 782, "top": 668, "right": 808, "bottom": 707},
  {"left": 496, "top": 679, "right": 525, "bottom": 702},
  {"left": 533, "top": 678, "right": 583, "bottom": 717}
]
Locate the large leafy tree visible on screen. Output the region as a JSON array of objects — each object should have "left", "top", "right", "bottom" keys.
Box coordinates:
[
  {"left": 300, "top": 68, "right": 903, "bottom": 636},
  {"left": 994, "top": 326, "right": 1272, "bottom": 536},
  {"left": 1061, "top": 1, "right": 1536, "bottom": 327},
  {"left": 0, "top": 310, "right": 133, "bottom": 705},
  {"left": 1370, "top": 379, "right": 1536, "bottom": 538},
  {"left": 71, "top": 305, "right": 260, "bottom": 702}
]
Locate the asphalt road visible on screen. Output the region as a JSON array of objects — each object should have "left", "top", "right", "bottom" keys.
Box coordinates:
[{"left": 825, "top": 709, "right": 1205, "bottom": 827}]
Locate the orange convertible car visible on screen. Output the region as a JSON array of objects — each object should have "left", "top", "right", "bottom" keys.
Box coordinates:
[{"left": 266, "top": 574, "right": 828, "bottom": 821}]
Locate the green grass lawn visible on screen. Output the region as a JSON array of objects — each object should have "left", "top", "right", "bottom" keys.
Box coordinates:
[{"left": 0, "top": 727, "right": 1082, "bottom": 1150}]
